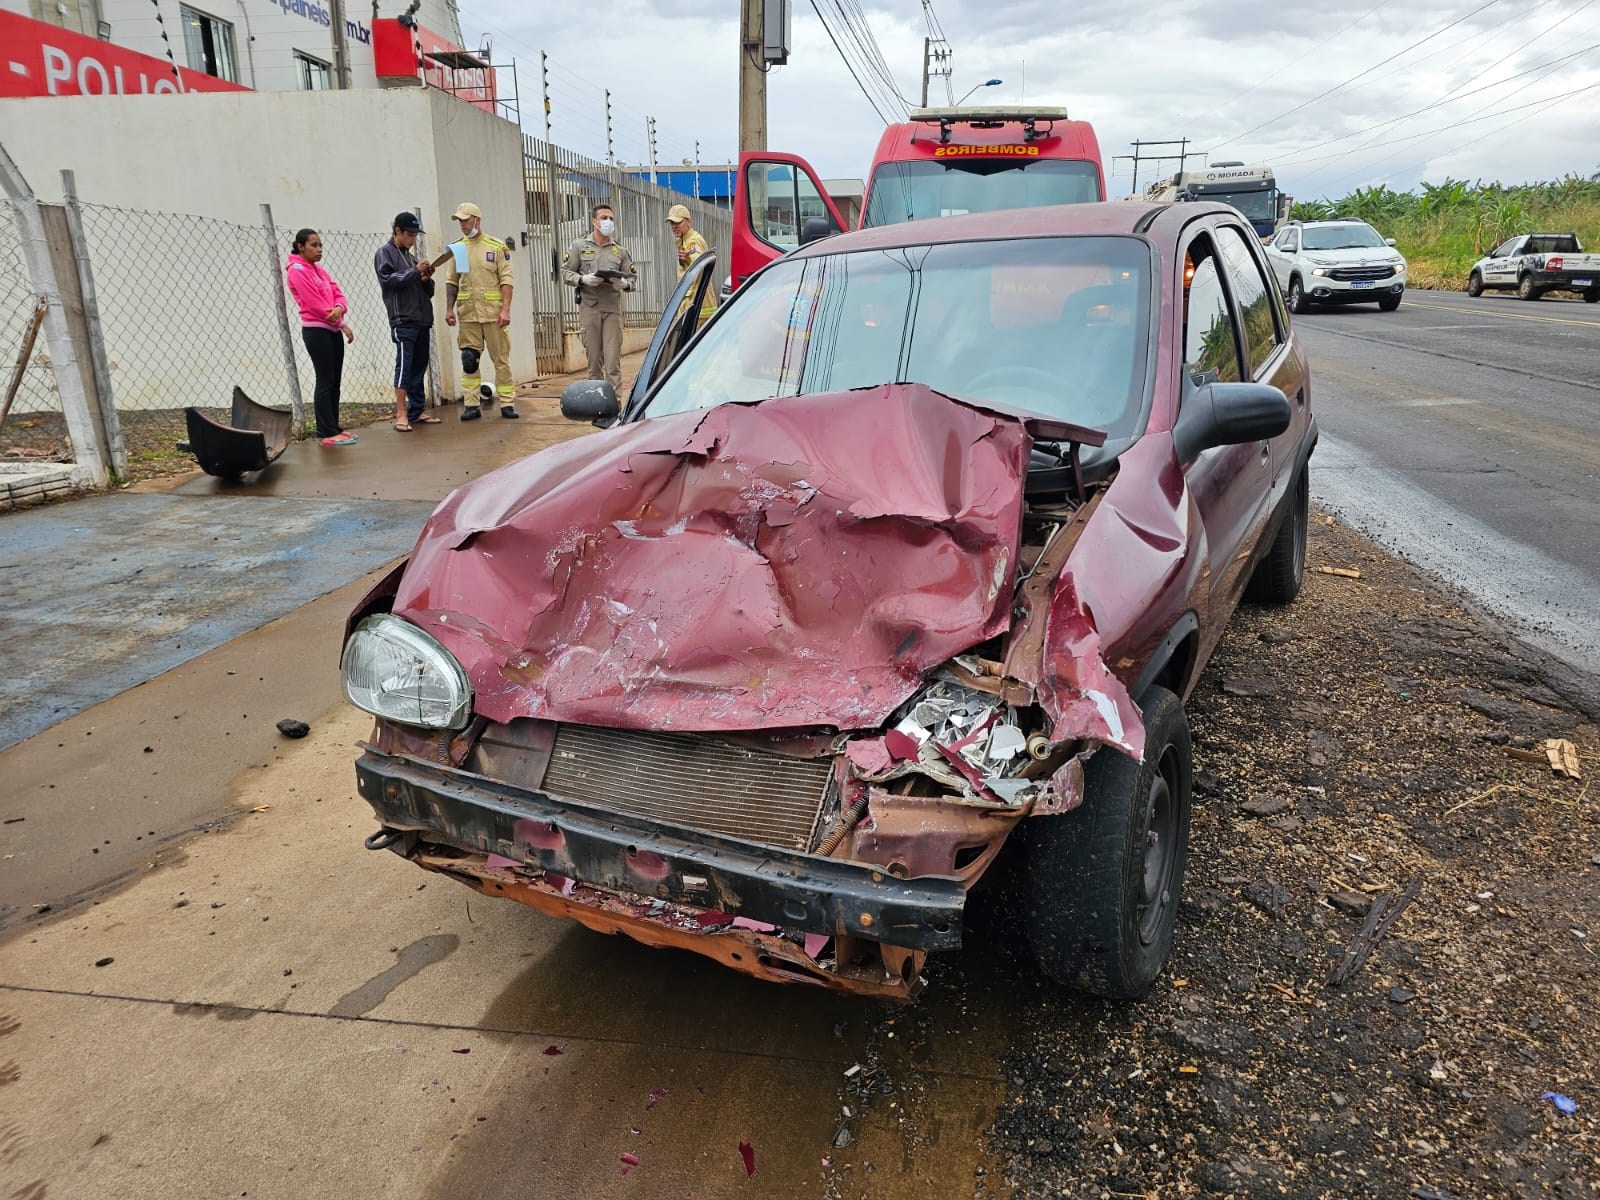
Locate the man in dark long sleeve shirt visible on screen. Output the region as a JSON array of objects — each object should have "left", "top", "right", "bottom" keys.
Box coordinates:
[{"left": 375, "top": 212, "right": 438, "bottom": 430}]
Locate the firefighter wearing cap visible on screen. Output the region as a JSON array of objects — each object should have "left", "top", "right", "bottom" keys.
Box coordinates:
[
  {"left": 444, "top": 201, "right": 518, "bottom": 419},
  {"left": 666, "top": 202, "right": 716, "bottom": 329},
  {"left": 561, "top": 202, "right": 637, "bottom": 395}
]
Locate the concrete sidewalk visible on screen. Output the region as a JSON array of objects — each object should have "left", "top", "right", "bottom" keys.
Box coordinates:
[{"left": 0, "top": 354, "right": 640, "bottom": 929}]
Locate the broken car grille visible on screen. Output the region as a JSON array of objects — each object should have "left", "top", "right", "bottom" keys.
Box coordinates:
[{"left": 541, "top": 725, "right": 834, "bottom": 853}]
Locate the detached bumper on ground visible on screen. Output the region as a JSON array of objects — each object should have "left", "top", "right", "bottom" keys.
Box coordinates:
[{"left": 355, "top": 749, "right": 968, "bottom": 999}]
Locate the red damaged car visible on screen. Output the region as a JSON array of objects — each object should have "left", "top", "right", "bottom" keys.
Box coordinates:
[{"left": 341, "top": 200, "right": 1315, "bottom": 1002}]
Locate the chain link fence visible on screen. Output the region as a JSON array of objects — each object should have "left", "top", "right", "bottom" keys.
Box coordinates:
[
  {"left": 0, "top": 199, "right": 63, "bottom": 423},
  {"left": 76, "top": 204, "right": 397, "bottom": 416},
  {"left": 523, "top": 134, "right": 732, "bottom": 375}
]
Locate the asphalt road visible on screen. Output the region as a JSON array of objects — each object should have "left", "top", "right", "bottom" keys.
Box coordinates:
[{"left": 1297, "top": 287, "right": 1600, "bottom": 704}]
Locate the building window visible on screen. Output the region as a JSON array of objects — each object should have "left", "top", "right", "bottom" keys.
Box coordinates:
[
  {"left": 180, "top": 5, "right": 237, "bottom": 82},
  {"left": 296, "top": 52, "right": 332, "bottom": 91}
]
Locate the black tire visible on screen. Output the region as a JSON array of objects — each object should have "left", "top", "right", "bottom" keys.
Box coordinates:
[
  {"left": 1466, "top": 271, "right": 1484, "bottom": 298},
  {"left": 1378, "top": 294, "right": 1402, "bottom": 312},
  {"left": 1585, "top": 289, "right": 1599, "bottom": 304},
  {"left": 1286, "top": 276, "right": 1308, "bottom": 314},
  {"left": 1024, "top": 686, "right": 1192, "bottom": 1000},
  {"left": 1246, "top": 465, "right": 1308, "bottom": 605},
  {"left": 1518, "top": 274, "right": 1540, "bottom": 301}
]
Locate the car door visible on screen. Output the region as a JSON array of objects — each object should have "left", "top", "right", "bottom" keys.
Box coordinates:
[
  {"left": 622, "top": 251, "right": 721, "bottom": 419},
  {"left": 1486, "top": 237, "right": 1523, "bottom": 285},
  {"left": 1175, "top": 226, "right": 1272, "bottom": 623},
  {"left": 1214, "top": 220, "right": 1307, "bottom": 500},
  {"left": 1262, "top": 227, "right": 1290, "bottom": 291},
  {"left": 730, "top": 152, "right": 848, "bottom": 293}
]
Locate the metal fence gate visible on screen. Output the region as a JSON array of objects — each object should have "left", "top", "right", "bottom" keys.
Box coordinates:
[{"left": 522, "top": 134, "right": 732, "bottom": 376}]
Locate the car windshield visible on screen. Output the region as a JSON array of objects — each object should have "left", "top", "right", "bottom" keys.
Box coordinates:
[
  {"left": 1209, "top": 189, "right": 1275, "bottom": 222},
  {"left": 642, "top": 235, "right": 1152, "bottom": 439},
  {"left": 1302, "top": 224, "right": 1386, "bottom": 250},
  {"left": 863, "top": 160, "right": 1102, "bottom": 226}
]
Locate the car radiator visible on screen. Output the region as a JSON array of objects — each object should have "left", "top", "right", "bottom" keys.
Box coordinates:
[{"left": 541, "top": 725, "right": 835, "bottom": 853}]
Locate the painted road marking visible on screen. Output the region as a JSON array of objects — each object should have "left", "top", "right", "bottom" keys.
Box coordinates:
[{"left": 1405, "top": 300, "right": 1600, "bottom": 329}]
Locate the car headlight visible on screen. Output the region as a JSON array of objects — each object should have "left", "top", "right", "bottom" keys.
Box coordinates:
[
  {"left": 1312, "top": 268, "right": 1330, "bottom": 277},
  {"left": 341, "top": 614, "right": 472, "bottom": 730}
]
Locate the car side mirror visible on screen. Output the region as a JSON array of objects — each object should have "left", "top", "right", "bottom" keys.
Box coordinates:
[
  {"left": 1384, "top": 237, "right": 1397, "bottom": 247},
  {"left": 799, "top": 217, "right": 833, "bottom": 246},
  {"left": 560, "top": 379, "right": 620, "bottom": 423},
  {"left": 1173, "top": 382, "right": 1291, "bottom": 462}
]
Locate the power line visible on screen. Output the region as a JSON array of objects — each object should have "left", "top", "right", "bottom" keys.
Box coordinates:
[
  {"left": 808, "top": 0, "right": 896, "bottom": 123},
  {"left": 1231, "top": 0, "right": 1387, "bottom": 103},
  {"left": 1271, "top": 37, "right": 1600, "bottom": 166},
  {"left": 1280, "top": 78, "right": 1600, "bottom": 174},
  {"left": 822, "top": 0, "right": 908, "bottom": 119},
  {"left": 1211, "top": 0, "right": 1504, "bottom": 151}
]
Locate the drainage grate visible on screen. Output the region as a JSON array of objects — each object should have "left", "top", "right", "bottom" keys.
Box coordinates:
[{"left": 542, "top": 725, "right": 835, "bottom": 852}]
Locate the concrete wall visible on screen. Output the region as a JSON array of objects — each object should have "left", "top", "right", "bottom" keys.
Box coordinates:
[{"left": 0, "top": 86, "right": 539, "bottom": 397}]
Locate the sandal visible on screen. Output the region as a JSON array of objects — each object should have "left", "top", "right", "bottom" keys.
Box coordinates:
[
  {"left": 393, "top": 421, "right": 413, "bottom": 432},
  {"left": 321, "top": 432, "right": 358, "bottom": 445},
  {"left": 414, "top": 414, "right": 442, "bottom": 424}
]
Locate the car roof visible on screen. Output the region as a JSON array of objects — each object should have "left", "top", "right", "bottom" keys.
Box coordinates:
[{"left": 788, "top": 199, "right": 1232, "bottom": 259}]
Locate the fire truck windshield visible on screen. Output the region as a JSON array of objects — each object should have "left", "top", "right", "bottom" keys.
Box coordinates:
[{"left": 863, "top": 159, "right": 1101, "bottom": 227}]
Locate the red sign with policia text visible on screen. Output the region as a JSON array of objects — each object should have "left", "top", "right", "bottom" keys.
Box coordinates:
[{"left": 0, "top": 10, "right": 249, "bottom": 97}]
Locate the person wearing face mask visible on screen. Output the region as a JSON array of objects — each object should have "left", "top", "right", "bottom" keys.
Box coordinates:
[
  {"left": 444, "top": 201, "right": 519, "bottom": 420},
  {"left": 561, "top": 203, "right": 638, "bottom": 394}
]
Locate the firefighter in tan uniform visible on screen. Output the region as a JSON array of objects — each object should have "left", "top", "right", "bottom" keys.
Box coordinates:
[
  {"left": 444, "top": 201, "right": 518, "bottom": 419},
  {"left": 667, "top": 202, "right": 716, "bottom": 329},
  {"left": 561, "top": 203, "right": 637, "bottom": 394}
]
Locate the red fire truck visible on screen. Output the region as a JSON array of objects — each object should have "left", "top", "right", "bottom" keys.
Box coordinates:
[{"left": 729, "top": 106, "right": 1104, "bottom": 289}]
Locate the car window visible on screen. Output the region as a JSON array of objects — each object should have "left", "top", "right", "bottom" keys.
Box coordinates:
[
  {"left": 745, "top": 161, "right": 837, "bottom": 251},
  {"left": 1183, "top": 242, "right": 1241, "bottom": 387},
  {"left": 1302, "top": 223, "right": 1385, "bottom": 251},
  {"left": 1214, "top": 225, "right": 1281, "bottom": 375},
  {"left": 641, "top": 235, "right": 1155, "bottom": 440},
  {"left": 1284, "top": 232, "right": 1299, "bottom": 253},
  {"left": 1494, "top": 238, "right": 1520, "bottom": 258}
]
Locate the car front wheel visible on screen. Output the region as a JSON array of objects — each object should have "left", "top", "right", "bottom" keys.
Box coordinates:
[
  {"left": 1286, "top": 276, "right": 1308, "bottom": 314},
  {"left": 1024, "top": 686, "right": 1192, "bottom": 1000},
  {"left": 1518, "top": 274, "right": 1540, "bottom": 301},
  {"left": 1585, "top": 289, "right": 1599, "bottom": 304},
  {"left": 1466, "top": 271, "right": 1483, "bottom": 297},
  {"left": 1378, "top": 294, "right": 1402, "bottom": 312}
]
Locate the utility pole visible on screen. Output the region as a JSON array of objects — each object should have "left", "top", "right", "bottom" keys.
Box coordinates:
[
  {"left": 647, "top": 117, "right": 658, "bottom": 186},
  {"left": 605, "top": 90, "right": 614, "bottom": 165},
  {"left": 738, "top": 0, "right": 766, "bottom": 151},
  {"left": 920, "top": 36, "right": 951, "bottom": 107},
  {"left": 1118, "top": 138, "right": 1196, "bottom": 196},
  {"left": 327, "top": 0, "right": 350, "bottom": 87}
]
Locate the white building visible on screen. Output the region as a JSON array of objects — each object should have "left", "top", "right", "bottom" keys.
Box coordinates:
[{"left": 1, "top": 0, "right": 480, "bottom": 96}]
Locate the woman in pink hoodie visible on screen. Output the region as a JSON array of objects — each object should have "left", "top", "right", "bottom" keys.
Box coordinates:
[{"left": 285, "top": 228, "right": 357, "bottom": 445}]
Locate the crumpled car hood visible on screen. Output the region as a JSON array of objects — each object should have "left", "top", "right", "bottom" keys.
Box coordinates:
[{"left": 392, "top": 384, "right": 1030, "bottom": 731}]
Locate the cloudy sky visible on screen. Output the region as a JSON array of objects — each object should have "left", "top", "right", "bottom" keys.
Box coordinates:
[{"left": 457, "top": 0, "right": 1600, "bottom": 201}]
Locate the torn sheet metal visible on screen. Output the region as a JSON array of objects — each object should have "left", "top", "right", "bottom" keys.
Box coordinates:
[{"left": 392, "top": 384, "right": 1029, "bottom": 732}]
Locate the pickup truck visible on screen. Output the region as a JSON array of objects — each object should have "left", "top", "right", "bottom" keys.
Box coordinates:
[{"left": 1467, "top": 233, "right": 1600, "bottom": 302}]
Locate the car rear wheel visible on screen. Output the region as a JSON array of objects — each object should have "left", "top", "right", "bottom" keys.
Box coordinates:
[
  {"left": 1246, "top": 465, "right": 1308, "bottom": 605},
  {"left": 1024, "top": 686, "right": 1192, "bottom": 1000},
  {"left": 1518, "top": 274, "right": 1540, "bottom": 301},
  {"left": 1585, "top": 289, "right": 1599, "bottom": 304},
  {"left": 1286, "top": 276, "right": 1308, "bottom": 314},
  {"left": 1466, "top": 271, "right": 1484, "bottom": 297},
  {"left": 1378, "top": 294, "right": 1402, "bottom": 312}
]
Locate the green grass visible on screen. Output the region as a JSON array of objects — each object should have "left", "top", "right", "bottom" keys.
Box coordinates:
[{"left": 1290, "top": 176, "right": 1600, "bottom": 290}]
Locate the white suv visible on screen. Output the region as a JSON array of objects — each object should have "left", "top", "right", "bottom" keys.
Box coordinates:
[{"left": 1265, "top": 219, "right": 1408, "bottom": 313}]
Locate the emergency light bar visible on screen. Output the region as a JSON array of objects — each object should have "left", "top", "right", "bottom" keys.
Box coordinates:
[{"left": 908, "top": 105, "right": 1071, "bottom": 143}]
